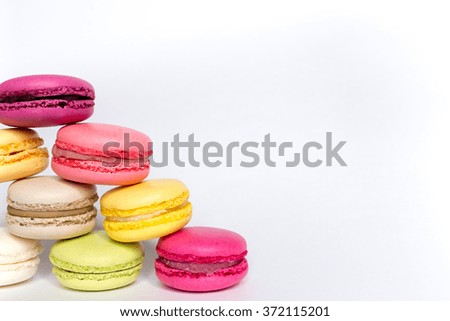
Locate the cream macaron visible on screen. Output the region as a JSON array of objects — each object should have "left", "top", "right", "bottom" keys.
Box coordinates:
[
  {"left": 7, "top": 176, "right": 98, "bottom": 240},
  {"left": 0, "top": 227, "right": 43, "bottom": 286}
]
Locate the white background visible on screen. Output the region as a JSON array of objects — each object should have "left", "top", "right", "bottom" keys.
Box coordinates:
[{"left": 0, "top": 0, "right": 449, "bottom": 300}]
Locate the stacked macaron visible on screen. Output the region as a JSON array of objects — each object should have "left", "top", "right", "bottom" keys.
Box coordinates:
[
  {"left": 7, "top": 176, "right": 98, "bottom": 240},
  {"left": 0, "top": 75, "right": 97, "bottom": 286},
  {"left": 0, "top": 74, "right": 248, "bottom": 292}
]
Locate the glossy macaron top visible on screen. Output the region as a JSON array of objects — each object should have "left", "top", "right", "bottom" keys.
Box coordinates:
[
  {"left": 0, "top": 227, "right": 43, "bottom": 264},
  {"left": 7, "top": 176, "right": 97, "bottom": 211},
  {"left": 0, "top": 75, "right": 94, "bottom": 101},
  {"left": 54, "top": 123, "right": 152, "bottom": 159},
  {"left": 101, "top": 179, "right": 189, "bottom": 217},
  {"left": 49, "top": 231, "right": 144, "bottom": 273},
  {"left": 156, "top": 227, "right": 247, "bottom": 263}
]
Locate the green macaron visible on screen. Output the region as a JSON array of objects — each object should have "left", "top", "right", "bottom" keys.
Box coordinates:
[{"left": 49, "top": 230, "right": 144, "bottom": 291}]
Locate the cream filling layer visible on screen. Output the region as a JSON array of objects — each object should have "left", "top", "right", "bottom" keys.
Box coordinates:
[
  {"left": 52, "top": 146, "right": 149, "bottom": 166},
  {"left": 7, "top": 209, "right": 97, "bottom": 226},
  {"left": 107, "top": 202, "right": 189, "bottom": 223},
  {"left": 8, "top": 205, "right": 96, "bottom": 218},
  {"left": 159, "top": 258, "right": 242, "bottom": 275}
]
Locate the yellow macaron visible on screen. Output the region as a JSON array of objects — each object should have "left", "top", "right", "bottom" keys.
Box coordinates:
[
  {"left": 101, "top": 179, "right": 192, "bottom": 242},
  {"left": 0, "top": 128, "right": 49, "bottom": 182}
]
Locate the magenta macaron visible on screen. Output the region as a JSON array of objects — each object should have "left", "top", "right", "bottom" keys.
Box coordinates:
[
  {"left": 0, "top": 75, "right": 94, "bottom": 127},
  {"left": 155, "top": 227, "right": 248, "bottom": 292},
  {"left": 52, "top": 123, "right": 152, "bottom": 186}
]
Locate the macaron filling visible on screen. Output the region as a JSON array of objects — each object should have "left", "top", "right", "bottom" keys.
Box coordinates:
[
  {"left": 7, "top": 205, "right": 97, "bottom": 218},
  {"left": 156, "top": 244, "right": 248, "bottom": 276},
  {"left": 0, "top": 147, "right": 48, "bottom": 165},
  {"left": 0, "top": 256, "right": 41, "bottom": 272},
  {"left": 53, "top": 145, "right": 120, "bottom": 163},
  {"left": 7, "top": 211, "right": 97, "bottom": 228},
  {"left": 0, "top": 136, "right": 48, "bottom": 166},
  {"left": 0, "top": 84, "right": 95, "bottom": 109},
  {"left": 0, "top": 94, "right": 92, "bottom": 104},
  {"left": 50, "top": 255, "right": 144, "bottom": 274},
  {"left": 0, "top": 95, "right": 94, "bottom": 110},
  {"left": 106, "top": 202, "right": 190, "bottom": 223},
  {"left": 52, "top": 145, "right": 150, "bottom": 169},
  {"left": 157, "top": 257, "right": 243, "bottom": 275},
  {"left": 0, "top": 244, "right": 43, "bottom": 265},
  {"left": 52, "top": 262, "right": 143, "bottom": 281}
]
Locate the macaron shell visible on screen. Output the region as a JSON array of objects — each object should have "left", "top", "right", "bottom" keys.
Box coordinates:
[
  {"left": 101, "top": 179, "right": 189, "bottom": 217},
  {"left": 0, "top": 107, "right": 94, "bottom": 128},
  {"left": 155, "top": 258, "right": 248, "bottom": 292},
  {"left": 0, "top": 227, "right": 43, "bottom": 264},
  {"left": 0, "top": 257, "right": 40, "bottom": 287},
  {"left": 104, "top": 204, "right": 192, "bottom": 242},
  {"left": 52, "top": 263, "right": 142, "bottom": 291},
  {"left": 50, "top": 231, "right": 144, "bottom": 273},
  {"left": 55, "top": 123, "right": 151, "bottom": 157},
  {"left": 7, "top": 210, "right": 96, "bottom": 240},
  {"left": 0, "top": 128, "right": 43, "bottom": 150},
  {"left": 156, "top": 227, "right": 247, "bottom": 261},
  {"left": 7, "top": 175, "right": 97, "bottom": 210},
  {"left": 0, "top": 75, "right": 95, "bottom": 98},
  {"left": 51, "top": 160, "right": 149, "bottom": 185}
]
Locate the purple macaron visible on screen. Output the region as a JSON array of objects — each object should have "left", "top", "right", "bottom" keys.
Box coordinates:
[{"left": 0, "top": 75, "right": 94, "bottom": 127}]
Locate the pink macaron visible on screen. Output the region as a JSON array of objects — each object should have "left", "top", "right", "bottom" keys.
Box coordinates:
[
  {"left": 0, "top": 75, "right": 94, "bottom": 127},
  {"left": 52, "top": 123, "right": 152, "bottom": 185},
  {"left": 155, "top": 227, "right": 248, "bottom": 292}
]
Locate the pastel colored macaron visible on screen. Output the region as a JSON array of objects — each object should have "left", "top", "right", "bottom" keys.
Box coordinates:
[
  {"left": 0, "top": 227, "right": 43, "bottom": 287},
  {"left": 0, "top": 128, "right": 48, "bottom": 183},
  {"left": 101, "top": 179, "right": 192, "bottom": 242},
  {"left": 49, "top": 231, "right": 144, "bottom": 291},
  {"left": 51, "top": 123, "right": 152, "bottom": 185},
  {"left": 6, "top": 176, "right": 98, "bottom": 240},
  {"left": 155, "top": 227, "right": 248, "bottom": 292},
  {"left": 0, "top": 75, "right": 94, "bottom": 127}
]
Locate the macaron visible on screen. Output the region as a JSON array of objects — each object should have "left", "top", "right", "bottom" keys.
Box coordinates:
[
  {"left": 0, "top": 227, "right": 43, "bottom": 287},
  {"left": 51, "top": 123, "right": 152, "bottom": 185},
  {"left": 49, "top": 231, "right": 144, "bottom": 291},
  {"left": 101, "top": 179, "right": 192, "bottom": 242},
  {"left": 155, "top": 227, "right": 248, "bottom": 292},
  {"left": 0, "top": 75, "right": 94, "bottom": 127},
  {"left": 6, "top": 176, "right": 98, "bottom": 240},
  {"left": 0, "top": 128, "right": 48, "bottom": 183}
]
